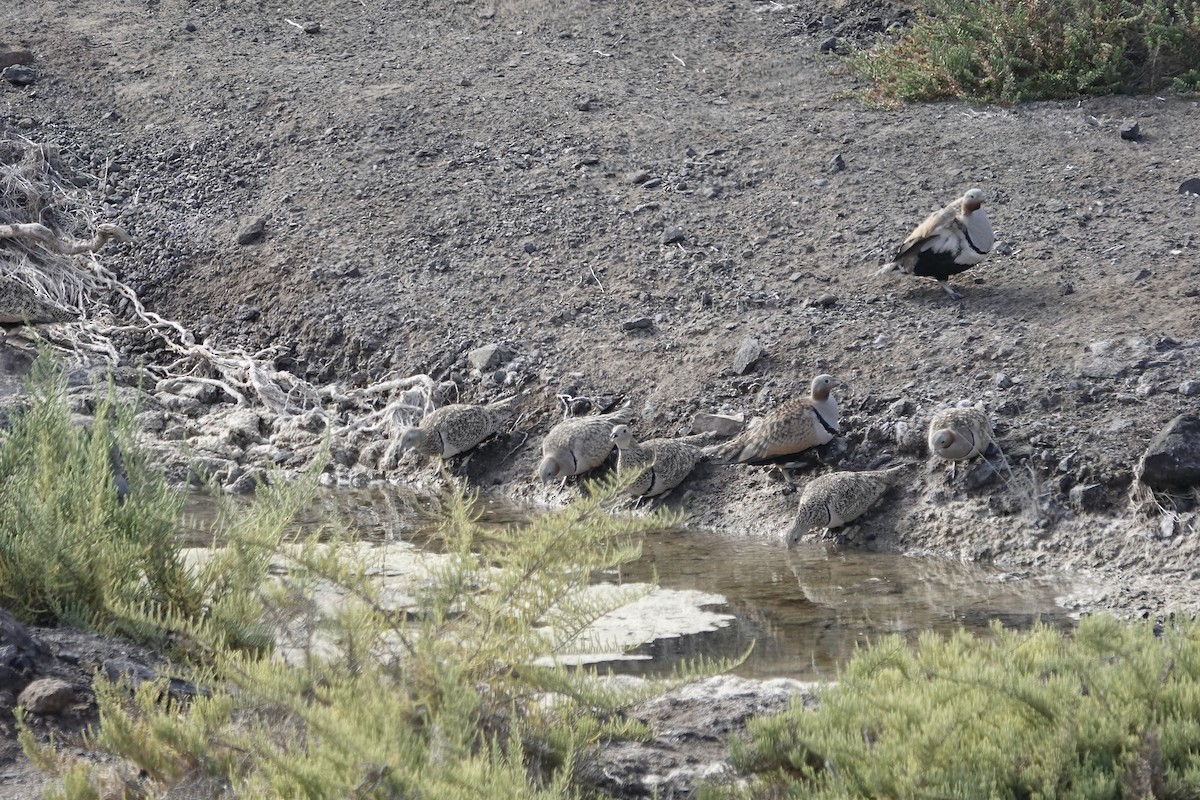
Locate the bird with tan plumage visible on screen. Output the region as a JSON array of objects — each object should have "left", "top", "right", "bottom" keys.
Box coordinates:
[
  {"left": 704, "top": 374, "right": 843, "bottom": 465},
  {"left": 397, "top": 394, "right": 524, "bottom": 461},
  {"left": 609, "top": 424, "right": 713, "bottom": 498},
  {"left": 784, "top": 465, "right": 909, "bottom": 546},
  {"left": 537, "top": 402, "right": 635, "bottom": 484}
]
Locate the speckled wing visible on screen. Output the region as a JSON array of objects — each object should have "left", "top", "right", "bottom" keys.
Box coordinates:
[
  {"left": 544, "top": 405, "right": 635, "bottom": 478},
  {"left": 418, "top": 404, "right": 502, "bottom": 457},
  {"left": 787, "top": 466, "right": 906, "bottom": 544},
  {"left": 635, "top": 438, "right": 706, "bottom": 496},
  {"left": 0, "top": 276, "right": 79, "bottom": 324},
  {"left": 705, "top": 398, "right": 825, "bottom": 463}
]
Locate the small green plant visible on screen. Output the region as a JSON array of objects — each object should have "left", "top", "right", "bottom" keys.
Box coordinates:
[
  {"left": 711, "top": 614, "right": 1200, "bottom": 799},
  {"left": 1171, "top": 67, "right": 1200, "bottom": 93},
  {"left": 0, "top": 353, "right": 312, "bottom": 652},
  {"left": 851, "top": 0, "right": 1200, "bottom": 103}
]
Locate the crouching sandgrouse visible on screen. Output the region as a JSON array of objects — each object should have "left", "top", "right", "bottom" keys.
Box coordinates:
[
  {"left": 538, "top": 403, "right": 635, "bottom": 483},
  {"left": 880, "top": 187, "right": 995, "bottom": 298},
  {"left": 927, "top": 405, "right": 997, "bottom": 462},
  {"left": 705, "top": 374, "right": 841, "bottom": 464},
  {"left": 784, "top": 465, "right": 908, "bottom": 546},
  {"left": 609, "top": 424, "right": 712, "bottom": 497},
  {"left": 398, "top": 394, "right": 523, "bottom": 459}
]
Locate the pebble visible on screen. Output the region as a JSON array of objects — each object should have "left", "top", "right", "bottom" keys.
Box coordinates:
[
  {"left": 631, "top": 170, "right": 652, "bottom": 185},
  {"left": 691, "top": 412, "right": 744, "bottom": 437},
  {"left": 623, "top": 316, "right": 654, "bottom": 331},
  {"left": 1180, "top": 380, "right": 1200, "bottom": 397},
  {"left": 829, "top": 153, "right": 846, "bottom": 173},
  {"left": 994, "top": 372, "right": 1013, "bottom": 389},
  {"left": 642, "top": 177, "right": 662, "bottom": 189},
  {"left": 236, "top": 215, "right": 266, "bottom": 245},
  {"left": 731, "top": 337, "right": 763, "bottom": 375},
  {"left": 468, "top": 343, "right": 511, "bottom": 370},
  {"left": 17, "top": 678, "right": 75, "bottom": 716},
  {"left": 1119, "top": 120, "right": 1140, "bottom": 140},
  {"left": 661, "top": 226, "right": 687, "bottom": 245},
  {"left": 1180, "top": 177, "right": 1200, "bottom": 196}
]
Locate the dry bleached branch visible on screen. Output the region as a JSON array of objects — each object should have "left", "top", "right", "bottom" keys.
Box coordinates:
[{"left": 0, "top": 132, "right": 440, "bottom": 457}]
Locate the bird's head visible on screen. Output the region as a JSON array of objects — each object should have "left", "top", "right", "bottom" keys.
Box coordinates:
[
  {"left": 398, "top": 427, "right": 423, "bottom": 453},
  {"left": 810, "top": 374, "right": 843, "bottom": 401},
  {"left": 962, "top": 187, "right": 987, "bottom": 212},
  {"left": 930, "top": 428, "right": 958, "bottom": 455},
  {"left": 537, "top": 455, "right": 562, "bottom": 483},
  {"left": 609, "top": 424, "right": 634, "bottom": 448},
  {"left": 785, "top": 503, "right": 825, "bottom": 548}
]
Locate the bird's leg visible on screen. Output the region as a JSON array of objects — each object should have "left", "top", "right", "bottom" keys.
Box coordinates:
[
  {"left": 942, "top": 282, "right": 963, "bottom": 300},
  {"left": 454, "top": 452, "right": 474, "bottom": 477}
]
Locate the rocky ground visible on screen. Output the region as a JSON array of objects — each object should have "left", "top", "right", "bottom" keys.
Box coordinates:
[{"left": 4, "top": 0, "right": 1200, "bottom": 796}]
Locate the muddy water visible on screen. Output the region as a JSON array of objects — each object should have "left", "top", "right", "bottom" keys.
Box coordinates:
[{"left": 183, "top": 487, "right": 1083, "bottom": 681}]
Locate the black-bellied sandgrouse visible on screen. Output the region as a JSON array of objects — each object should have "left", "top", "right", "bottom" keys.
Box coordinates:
[
  {"left": 927, "top": 405, "right": 996, "bottom": 462},
  {"left": 880, "top": 187, "right": 995, "bottom": 298},
  {"left": 609, "top": 424, "right": 710, "bottom": 497},
  {"left": 705, "top": 374, "right": 841, "bottom": 464},
  {"left": 784, "top": 466, "right": 907, "bottom": 546},
  {"left": 537, "top": 403, "right": 634, "bottom": 483},
  {"left": 399, "top": 395, "right": 522, "bottom": 459}
]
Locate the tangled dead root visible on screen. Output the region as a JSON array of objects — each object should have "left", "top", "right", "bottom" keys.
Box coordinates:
[{"left": 0, "top": 130, "right": 436, "bottom": 450}]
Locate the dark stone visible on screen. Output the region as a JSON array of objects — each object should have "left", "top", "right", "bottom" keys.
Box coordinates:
[
  {"left": 1120, "top": 120, "right": 1140, "bottom": 140},
  {"left": 661, "top": 226, "right": 686, "bottom": 245},
  {"left": 622, "top": 316, "right": 654, "bottom": 331},
  {"left": 963, "top": 460, "right": 999, "bottom": 490},
  {"left": 829, "top": 153, "right": 846, "bottom": 173},
  {"left": 1139, "top": 415, "right": 1200, "bottom": 490},
  {"left": 235, "top": 304, "right": 260, "bottom": 322},
  {"left": 0, "top": 48, "right": 34, "bottom": 69},
  {"left": 1, "top": 64, "right": 37, "bottom": 85},
  {"left": 819, "top": 37, "right": 844, "bottom": 53},
  {"left": 1069, "top": 483, "right": 1107, "bottom": 512},
  {"left": 1180, "top": 178, "right": 1200, "bottom": 196}
]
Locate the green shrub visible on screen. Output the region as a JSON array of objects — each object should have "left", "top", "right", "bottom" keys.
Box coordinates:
[
  {"left": 27, "top": 472, "right": 735, "bottom": 798},
  {"left": 715, "top": 615, "right": 1200, "bottom": 799},
  {"left": 851, "top": 0, "right": 1200, "bottom": 103},
  {"left": 0, "top": 354, "right": 314, "bottom": 651}
]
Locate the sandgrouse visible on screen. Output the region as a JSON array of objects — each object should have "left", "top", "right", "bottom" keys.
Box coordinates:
[
  {"left": 927, "top": 405, "right": 996, "bottom": 462},
  {"left": 609, "top": 424, "right": 711, "bottom": 497},
  {"left": 398, "top": 395, "right": 522, "bottom": 459},
  {"left": 784, "top": 465, "right": 908, "bottom": 546},
  {"left": 705, "top": 374, "right": 841, "bottom": 464},
  {"left": 538, "top": 403, "right": 635, "bottom": 483},
  {"left": 880, "top": 187, "right": 996, "bottom": 298}
]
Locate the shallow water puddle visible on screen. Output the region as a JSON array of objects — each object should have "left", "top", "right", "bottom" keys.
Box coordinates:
[{"left": 181, "top": 487, "right": 1084, "bottom": 681}]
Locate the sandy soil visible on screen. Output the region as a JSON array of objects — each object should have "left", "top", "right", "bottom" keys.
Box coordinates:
[{"left": 4, "top": 0, "right": 1200, "bottom": 794}]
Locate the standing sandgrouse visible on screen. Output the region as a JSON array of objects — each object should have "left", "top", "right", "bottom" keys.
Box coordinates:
[
  {"left": 609, "top": 424, "right": 710, "bottom": 497},
  {"left": 784, "top": 465, "right": 908, "bottom": 546},
  {"left": 927, "top": 405, "right": 996, "bottom": 462},
  {"left": 879, "top": 187, "right": 995, "bottom": 298},
  {"left": 398, "top": 395, "right": 522, "bottom": 459},
  {"left": 538, "top": 403, "right": 635, "bottom": 483},
  {"left": 704, "top": 374, "right": 841, "bottom": 464}
]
